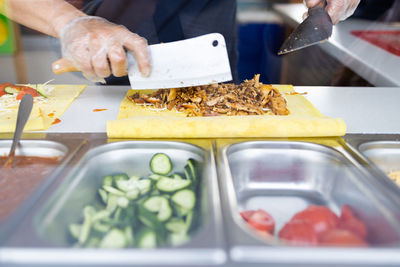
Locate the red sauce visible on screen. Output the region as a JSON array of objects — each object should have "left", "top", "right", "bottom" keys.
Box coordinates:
[
  {"left": 93, "top": 109, "right": 108, "bottom": 112},
  {"left": 0, "top": 156, "right": 59, "bottom": 222},
  {"left": 52, "top": 118, "right": 61, "bottom": 125},
  {"left": 285, "top": 92, "right": 308, "bottom": 95}
]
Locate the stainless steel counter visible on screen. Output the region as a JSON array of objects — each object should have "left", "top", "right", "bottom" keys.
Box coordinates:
[
  {"left": 273, "top": 3, "right": 400, "bottom": 87},
  {"left": 45, "top": 85, "right": 400, "bottom": 134}
]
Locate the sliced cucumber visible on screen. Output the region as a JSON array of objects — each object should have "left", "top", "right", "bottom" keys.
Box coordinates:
[
  {"left": 137, "top": 179, "right": 152, "bottom": 195},
  {"left": 149, "top": 174, "right": 167, "bottom": 181},
  {"left": 156, "top": 177, "right": 191, "bottom": 193},
  {"left": 106, "top": 194, "right": 119, "bottom": 213},
  {"left": 165, "top": 218, "right": 187, "bottom": 234},
  {"left": 125, "top": 188, "right": 140, "bottom": 200},
  {"left": 93, "top": 221, "right": 111, "bottom": 233},
  {"left": 4, "top": 86, "right": 20, "bottom": 94},
  {"left": 103, "top": 185, "right": 125, "bottom": 196},
  {"left": 171, "top": 173, "right": 184, "bottom": 180},
  {"left": 124, "top": 226, "right": 135, "bottom": 246},
  {"left": 99, "top": 228, "right": 127, "bottom": 248},
  {"left": 117, "top": 196, "right": 129, "bottom": 208},
  {"left": 172, "top": 189, "right": 195, "bottom": 211},
  {"left": 187, "top": 159, "right": 198, "bottom": 185},
  {"left": 150, "top": 153, "right": 172, "bottom": 175},
  {"left": 137, "top": 228, "right": 157, "bottom": 249},
  {"left": 169, "top": 232, "right": 189, "bottom": 247},
  {"left": 102, "top": 175, "right": 113, "bottom": 187},
  {"left": 35, "top": 84, "right": 48, "bottom": 98},
  {"left": 143, "top": 196, "right": 172, "bottom": 222},
  {"left": 69, "top": 224, "right": 81, "bottom": 240},
  {"left": 113, "top": 173, "right": 129, "bottom": 185},
  {"left": 98, "top": 189, "right": 108, "bottom": 204},
  {"left": 79, "top": 206, "right": 96, "bottom": 244}
]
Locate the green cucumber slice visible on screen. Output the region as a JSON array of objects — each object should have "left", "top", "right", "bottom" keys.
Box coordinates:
[
  {"left": 156, "top": 177, "right": 191, "bottom": 193},
  {"left": 165, "top": 218, "right": 187, "bottom": 234},
  {"left": 172, "top": 189, "right": 195, "bottom": 210},
  {"left": 103, "top": 185, "right": 125, "bottom": 196},
  {"left": 69, "top": 224, "right": 81, "bottom": 240},
  {"left": 102, "top": 175, "right": 113, "bottom": 187},
  {"left": 137, "top": 228, "right": 157, "bottom": 249},
  {"left": 143, "top": 196, "right": 172, "bottom": 222},
  {"left": 99, "top": 228, "right": 127, "bottom": 248},
  {"left": 98, "top": 188, "right": 108, "bottom": 204},
  {"left": 150, "top": 153, "right": 172, "bottom": 175},
  {"left": 4, "top": 86, "right": 20, "bottom": 94}
]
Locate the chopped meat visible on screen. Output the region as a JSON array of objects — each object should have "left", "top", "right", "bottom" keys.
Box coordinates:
[{"left": 127, "top": 74, "right": 290, "bottom": 116}]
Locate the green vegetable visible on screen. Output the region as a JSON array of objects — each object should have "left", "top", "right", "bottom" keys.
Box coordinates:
[
  {"left": 68, "top": 156, "right": 200, "bottom": 248},
  {"left": 150, "top": 153, "right": 172, "bottom": 175},
  {"left": 156, "top": 177, "right": 191, "bottom": 193}
]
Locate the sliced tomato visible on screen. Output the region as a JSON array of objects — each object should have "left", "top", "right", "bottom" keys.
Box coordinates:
[
  {"left": 16, "top": 86, "right": 39, "bottom": 100},
  {"left": 247, "top": 209, "right": 275, "bottom": 234},
  {"left": 291, "top": 205, "right": 339, "bottom": 236},
  {"left": 339, "top": 205, "right": 368, "bottom": 239},
  {"left": 278, "top": 220, "right": 318, "bottom": 246},
  {"left": 240, "top": 210, "right": 256, "bottom": 222},
  {"left": 319, "top": 229, "right": 368, "bottom": 247}
]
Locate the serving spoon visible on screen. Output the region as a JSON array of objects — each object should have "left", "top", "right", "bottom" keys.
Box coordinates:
[{"left": 3, "top": 94, "right": 34, "bottom": 168}]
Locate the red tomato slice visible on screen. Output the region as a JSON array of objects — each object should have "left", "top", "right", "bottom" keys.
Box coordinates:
[
  {"left": 319, "top": 229, "right": 368, "bottom": 247},
  {"left": 240, "top": 210, "right": 256, "bottom": 222},
  {"left": 339, "top": 205, "right": 368, "bottom": 239},
  {"left": 278, "top": 220, "right": 318, "bottom": 245},
  {"left": 16, "top": 86, "right": 39, "bottom": 100},
  {"left": 291, "top": 205, "right": 339, "bottom": 236},
  {"left": 247, "top": 209, "right": 275, "bottom": 234}
]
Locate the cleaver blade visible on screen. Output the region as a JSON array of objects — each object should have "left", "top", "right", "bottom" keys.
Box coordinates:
[
  {"left": 128, "top": 33, "right": 232, "bottom": 89},
  {"left": 278, "top": 0, "right": 332, "bottom": 55}
]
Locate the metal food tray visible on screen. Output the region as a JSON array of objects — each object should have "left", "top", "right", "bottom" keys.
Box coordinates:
[
  {"left": 1, "top": 140, "right": 225, "bottom": 266},
  {"left": 216, "top": 138, "right": 400, "bottom": 266},
  {"left": 345, "top": 134, "right": 400, "bottom": 200},
  {"left": 1, "top": 134, "right": 400, "bottom": 266},
  {"left": 0, "top": 136, "right": 85, "bottom": 239}
]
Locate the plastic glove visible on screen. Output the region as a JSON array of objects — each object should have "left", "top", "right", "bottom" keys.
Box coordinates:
[
  {"left": 303, "top": 0, "right": 360, "bottom": 25},
  {"left": 59, "top": 16, "right": 151, "bottom": 83}
]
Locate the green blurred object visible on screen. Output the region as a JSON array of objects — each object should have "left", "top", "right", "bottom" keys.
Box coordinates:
[{"left": 0, "top": 14, "right": 16, "bottom": 54}]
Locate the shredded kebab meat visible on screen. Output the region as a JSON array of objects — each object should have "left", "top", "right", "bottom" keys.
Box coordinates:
[{"left": 127, "top": 74, "right": 290, "bottom": 117}]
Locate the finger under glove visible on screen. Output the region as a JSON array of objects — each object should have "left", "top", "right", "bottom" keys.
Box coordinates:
[{"left": 59, "top": 16, "right": 151, "bottom": 83}]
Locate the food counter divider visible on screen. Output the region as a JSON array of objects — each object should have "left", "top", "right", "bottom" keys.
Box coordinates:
[
  {"left": 216, "top": 138, "right": 400, "bottom": 266},
  {"left": 0, "top": 136, "right": 87, "bottom": 240},
  {"left": 1, "top": 135, "right": 400, "bottom": 266},
  {"left": 1, "top": 139, "right": 226, "bottom": 266}
]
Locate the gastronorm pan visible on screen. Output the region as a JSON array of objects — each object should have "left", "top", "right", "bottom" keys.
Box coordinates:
[
  {"left": 0, "top": 139, "right": 73, "bottom": 236},
  {"left": 0, "top": 141, "right": 225, "bottom": 266},
  {"left": 217, "top": 140, "right": 400, "bottom": 266}
]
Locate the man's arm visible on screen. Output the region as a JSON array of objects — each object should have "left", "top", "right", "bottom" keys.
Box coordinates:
[
  {"left": 2, "top": 0, "right": 85, "bottom": 37},
  {"left": 1, "top": 0, "right": 151, "bottom": 82}
]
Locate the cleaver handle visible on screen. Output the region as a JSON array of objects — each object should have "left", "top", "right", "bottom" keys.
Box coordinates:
[
  {"left": 308, "top": 0, "right": 327, "bottom": 15},
  {"left": 52, "top": 58, "right": 79, "bottom": 74}
]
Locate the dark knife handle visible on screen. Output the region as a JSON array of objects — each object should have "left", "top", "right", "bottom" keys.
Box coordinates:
[{"left": 308, "top": 0, "right": 327, "bottom": 16}]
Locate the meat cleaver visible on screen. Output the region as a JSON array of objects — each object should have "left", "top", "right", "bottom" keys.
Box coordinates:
[
  {"left": 52, "top": 33, "right": 232, "bottom": 89},
  {"left": 278, "top": 0, "right": 332, "bottom": 55}
]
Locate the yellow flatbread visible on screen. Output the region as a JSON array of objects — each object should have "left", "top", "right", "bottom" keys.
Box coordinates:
[
  {"left": 0, "top": 84, "right": 86, "bottom": 132},
  {"left": 107, "top": 85, "right": 346, "bottom": 138}
]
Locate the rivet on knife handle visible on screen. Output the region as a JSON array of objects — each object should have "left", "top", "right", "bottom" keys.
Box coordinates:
[{"left": 52, "top": 58, "right": 79, "bottom": 74}]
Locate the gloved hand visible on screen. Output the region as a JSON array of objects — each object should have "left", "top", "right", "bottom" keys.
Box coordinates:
[
  {"left": 303, "top": 0, "right": 360, "bottom": 25},
  {"left": 59, "top": 16, "right": 151, "bottom": 83}
]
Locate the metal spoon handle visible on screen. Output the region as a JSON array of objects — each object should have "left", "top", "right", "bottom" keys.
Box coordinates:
[{"left": 8, "top": 94, "right": 34, "bottom": 157}]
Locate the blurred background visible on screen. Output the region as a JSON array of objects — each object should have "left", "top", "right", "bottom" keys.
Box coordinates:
[{"left": 0, "top": 0, "right": 398, "bottom": 86}]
